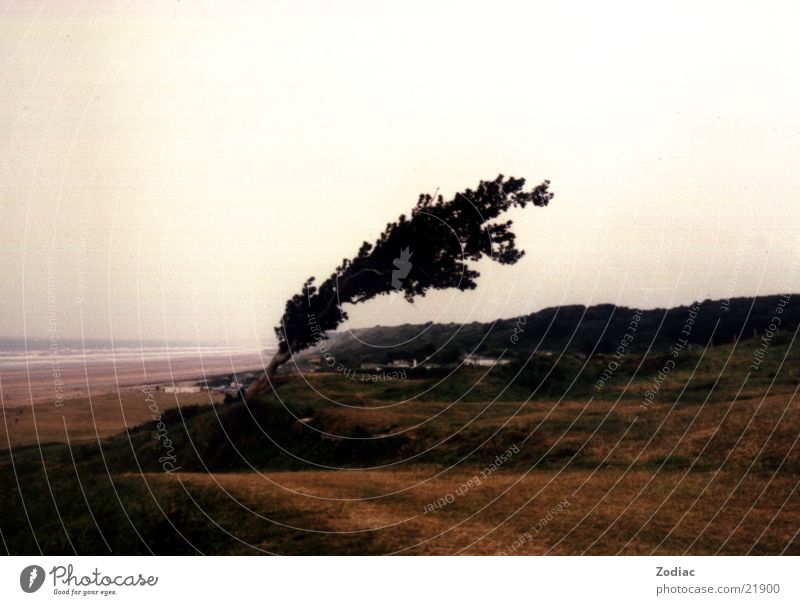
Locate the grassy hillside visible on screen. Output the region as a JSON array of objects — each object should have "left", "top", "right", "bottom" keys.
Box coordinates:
[
  {"left": 86, "top": 331, "right": 800, "bottom": 474},
  {"left": 1, "top": 327, "right": 798, "bottom": 554}
]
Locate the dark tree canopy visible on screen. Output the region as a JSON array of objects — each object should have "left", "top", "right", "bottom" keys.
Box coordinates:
[{"left": 248, "top": 174, "right": 553, "bottom": 395}]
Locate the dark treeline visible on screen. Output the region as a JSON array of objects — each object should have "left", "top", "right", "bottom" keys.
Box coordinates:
[{"left": 307, "top": 295, "right": 798, "bottom": 366}]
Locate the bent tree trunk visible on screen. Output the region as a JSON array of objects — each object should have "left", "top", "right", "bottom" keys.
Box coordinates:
[
  {"left": 246, "top": 272, "right": 362, "bottom": 398},
  {"left": 246, "top": 349, "right": 292, "bottom": 397}
]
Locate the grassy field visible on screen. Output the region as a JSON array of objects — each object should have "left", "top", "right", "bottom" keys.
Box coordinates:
[
  {"left": 1, "top": 335, "right": 798, "bottom": 555},
  {"left": 0, "top": 390, "right": 221, "bottom": 449}
]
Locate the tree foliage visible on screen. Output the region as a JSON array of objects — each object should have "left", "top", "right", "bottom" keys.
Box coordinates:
[{"left": 249, "top": 174, "right": 553, "bottom": 394}]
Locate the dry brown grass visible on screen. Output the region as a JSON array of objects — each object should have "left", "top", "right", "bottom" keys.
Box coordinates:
[
  {"left": 4, "top": 369, "right": 798, "bottom": 554},
  {"left": 0, "top": 390, "right": 219, "bottom": 448},
  {"left": 139, "top": 466, "right": 798, "bottom": 555},
  {"left": 126, "top": 381, "right": 798, "bottom": 554}
]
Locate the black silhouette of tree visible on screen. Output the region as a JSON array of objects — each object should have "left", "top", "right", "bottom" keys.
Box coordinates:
[{"left": 248, "top": 174, "right": 553, "bottom": 395}]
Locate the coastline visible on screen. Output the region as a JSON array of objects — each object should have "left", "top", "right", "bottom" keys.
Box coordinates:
[{"left": 0, "top": 350, "right": 268, "bottom": 409}]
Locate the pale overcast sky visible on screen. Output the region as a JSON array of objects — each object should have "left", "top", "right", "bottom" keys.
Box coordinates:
[{"left": 1, "top": 0, "right": 799, "bottom": 348}]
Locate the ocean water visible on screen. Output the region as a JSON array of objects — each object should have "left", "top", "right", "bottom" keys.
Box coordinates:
[{"left": 0, "top": 339, "right": 269, "bottom": 370}]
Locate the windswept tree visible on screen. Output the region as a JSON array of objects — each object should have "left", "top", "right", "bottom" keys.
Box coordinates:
[{"left": 247, "top": 175, "right": 553, "bottom": 396}]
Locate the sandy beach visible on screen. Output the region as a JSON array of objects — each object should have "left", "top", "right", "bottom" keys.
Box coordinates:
[
  {"left": 0, "top": 349, "right": 268, "bottom": 409},
  {"left": 0, "top": 348, "right": 271, "bottom": 449}
]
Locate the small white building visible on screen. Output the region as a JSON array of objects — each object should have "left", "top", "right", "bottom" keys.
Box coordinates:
[
  {"left": 463, "top": 355, "right": 511, "bottom": 367},
  {"left": 164, "top": 385, "right": 201, "bottom": 394},
  {"left": 388, "top": 359, "right": 417, "bottom": 368}
]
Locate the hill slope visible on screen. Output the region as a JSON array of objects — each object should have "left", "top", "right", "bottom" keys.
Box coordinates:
[{"left": 297, "top": 295, "right": 797, "bottom": 367}]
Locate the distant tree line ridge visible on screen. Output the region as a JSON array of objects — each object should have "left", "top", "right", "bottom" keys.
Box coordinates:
[{"left": 293, "top": 295, "right": 798, "bottom": 368}]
